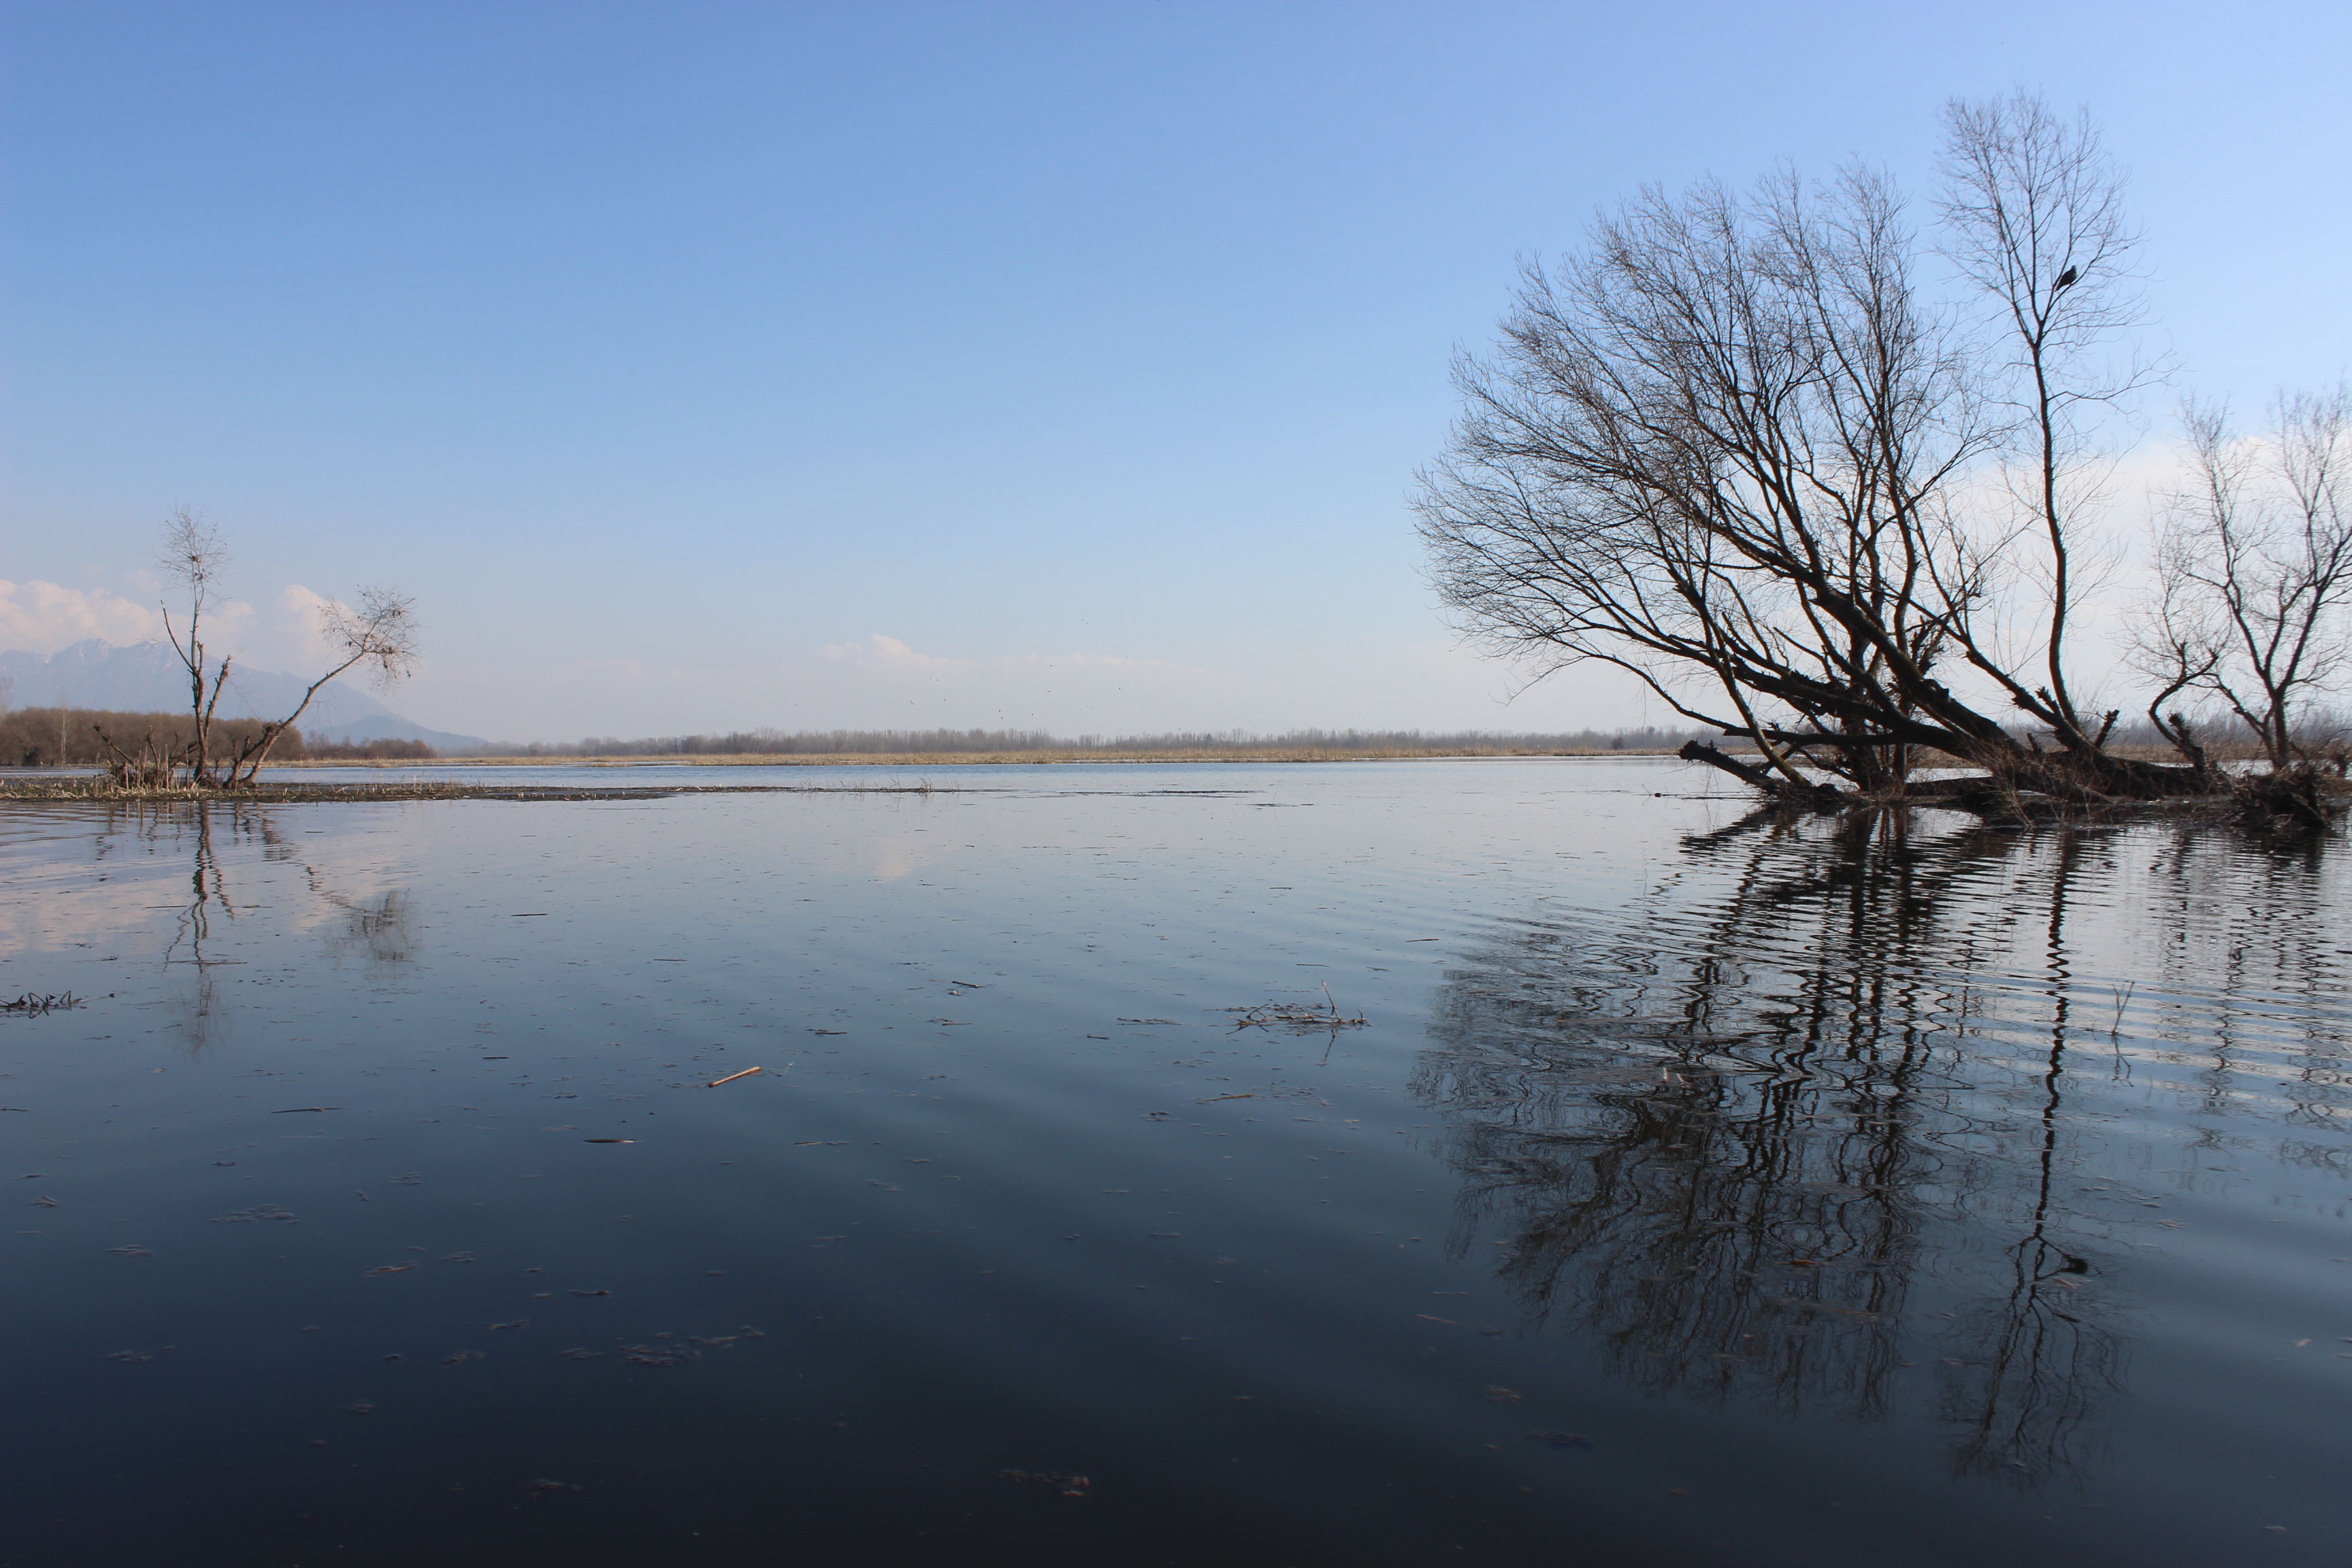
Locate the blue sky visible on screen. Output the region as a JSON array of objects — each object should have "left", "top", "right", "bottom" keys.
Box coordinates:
[{"left": 3, "top": 1, "right": 2346, "bottom": 740}]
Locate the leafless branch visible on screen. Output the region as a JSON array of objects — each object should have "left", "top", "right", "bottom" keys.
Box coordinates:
[
  {"left": 224, "top": 589, "right": 421, "bottom": 785},
  {"left": 2134, "top": 385, "right": 2352, "bottom": 768},
  {"left": 1417, "top": 112, "right": 2202, "bottom": 806},
  {"left": 1937, "top": 91, "right": 2158, "bottom": 755}
]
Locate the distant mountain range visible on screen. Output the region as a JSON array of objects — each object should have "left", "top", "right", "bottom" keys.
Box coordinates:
[{"left": 0, "top": 639, "right": 485, "bottom": 751}]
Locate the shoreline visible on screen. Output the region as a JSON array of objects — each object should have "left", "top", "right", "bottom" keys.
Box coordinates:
[
  {"left": 259, "top": 746, "right": 1710, "bottom": 768},
  {"left": 4, "top": 749, "right": 2334, "bottom": 826},
  {"left": 0, "top": 751, "right": 1684, "bottom": 804}
]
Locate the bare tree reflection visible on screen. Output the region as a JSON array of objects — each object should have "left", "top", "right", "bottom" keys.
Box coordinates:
[
  {"left": 151, "top": 800, "right": 245, "bottom": 1052},
  {"left": 1412, "top": 809, "right": 2227, "bottom": 1484},
  {"left": 1938, "top": 827, "right": 2122, "bottom": 1486},
  {"left": 101, "top": 803, "right": 419, "bottom": 1047},
  {"left": 312, "top": 881, "right": 417, "bottom": 968}
]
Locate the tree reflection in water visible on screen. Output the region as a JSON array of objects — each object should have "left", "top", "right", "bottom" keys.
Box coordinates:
[
  {"left": 148, "top": 800, "right": 246, "bottom": 1052},
  {"left": 104, "top": 802, "right": 418, "bottom": 1048},
  {"left": 1417, "top": 808, "right": 2338, "bottom": 1486},
  {"left": 314, "top": 878, "right": 416, "bottom": 968}
]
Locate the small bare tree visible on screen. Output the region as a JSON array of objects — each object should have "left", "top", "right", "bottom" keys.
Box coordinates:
[
  {"left": 2132, "top": 386, "right": 2352, "bottom": 768},
  {"left": 159, "top": 508, "right": 235, "bottom": 785},
  {"left": 136, "top": 510, "right": 420, "bottom": 790},
  {"left": 2127, "top": 507, "right": 2226, "bottom": 778}
]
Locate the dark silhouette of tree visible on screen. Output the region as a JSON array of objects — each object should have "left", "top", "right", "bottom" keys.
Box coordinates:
[
  {"left": 1418, "top": 95, "right": 2192, "bottom": 807},
  {"left": 2132, "top": 386, "right": 2352, "bottom": 770}
]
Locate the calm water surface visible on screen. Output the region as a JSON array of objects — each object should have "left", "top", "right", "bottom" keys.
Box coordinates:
[{"left": 3, "top": 759, "right": 2347, "bottom": 1567}]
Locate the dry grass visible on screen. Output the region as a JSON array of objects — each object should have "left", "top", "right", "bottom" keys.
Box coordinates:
[{"left": 0, "top": 777, "right": 970, "bottom": 804}]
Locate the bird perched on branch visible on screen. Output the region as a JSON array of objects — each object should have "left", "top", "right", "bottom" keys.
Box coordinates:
[{"left": 2053, "top": 265, "right": 2078, "bottom": 289}]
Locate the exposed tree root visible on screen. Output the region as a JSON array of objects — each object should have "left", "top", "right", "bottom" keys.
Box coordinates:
[{"left": 1680, "top": 741, "right": 2346, "bottom": 832}]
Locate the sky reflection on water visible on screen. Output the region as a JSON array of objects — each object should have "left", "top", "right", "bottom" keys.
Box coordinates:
[{"left": 2, "top": 761, "right": 2347, "bottom": 1567}]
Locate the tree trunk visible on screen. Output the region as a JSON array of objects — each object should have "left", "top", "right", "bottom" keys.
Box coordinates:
[{"left": 1677, "top": 741, "right": 1846, "bottom": 808}]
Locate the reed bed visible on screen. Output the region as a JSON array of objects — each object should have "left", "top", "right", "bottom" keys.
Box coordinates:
[{"left": 0, "top": 777, "right": 974, "bottom": 804}]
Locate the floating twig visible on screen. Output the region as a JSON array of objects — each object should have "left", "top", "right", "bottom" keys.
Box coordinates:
[
  {"left": 706, "top": 1066, "right": 762, "bottom": 1088},
  {"left": 3, "top": 992, "right": 81, "bottom": 1016},
  {"left": 1227, "top": 983, "right": 1367, "bottom": 1032}
]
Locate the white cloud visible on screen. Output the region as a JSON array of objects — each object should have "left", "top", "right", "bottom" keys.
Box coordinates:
[
  {"left": 819, "top": 633, "right": 974, "bottom": 674},
  {"left": 0, "top": 576, "right": 406, "bottom": 693},
  {"left": 275, "top": 585, "right": 344, "bottom": 666},
  {"left": 0, "top": 579, "right": 163, "bottom": 653}
]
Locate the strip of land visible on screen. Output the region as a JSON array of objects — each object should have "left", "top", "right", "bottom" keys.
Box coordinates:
[
  {"left": 0, "top": 777, "right": 987, "bottom": 802},
  {"left": 263, "top": 743, "right": 1708, "bottom": 768}
]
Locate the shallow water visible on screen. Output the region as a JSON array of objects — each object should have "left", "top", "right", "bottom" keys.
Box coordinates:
[{"left": 2, "top": 758, "right": 2347, "bottom": 1567}]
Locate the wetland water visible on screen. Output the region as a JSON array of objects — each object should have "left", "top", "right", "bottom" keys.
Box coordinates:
[{"left": 3, "top": 758, "right": 2347, "bottom": 1567}]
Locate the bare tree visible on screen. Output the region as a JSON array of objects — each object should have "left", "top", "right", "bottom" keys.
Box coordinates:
[
  {"left": 1937, "top": 93, "right": 2156, "bottom": 760},
  {"left": 158, "top": 508, "right": 235, "bottom": 785},
  {"left": 221, "top": 589, "right": 420, "bottom": 785},
  {"left": 1416, "top": 97, "right": 2199, "bottom": 811},
  {"left": 138, "top": 510, "right": 420, "bottom": 790},
  {"left": 2133, "top": 387, "right": 2352, "bottom": 768},
  {"left": 2127, "top": 503, "right": 2226, "bottom": 778}
]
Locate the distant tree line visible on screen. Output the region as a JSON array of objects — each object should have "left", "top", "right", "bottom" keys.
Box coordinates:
[
  {"left": 479, "top": 725, "right": 1748, "bottom": 758},
  {"left": 297, "top": 736, "right": 438, "bottom": 761},
  {"left": 20, "top": 708, "right": 2323, "bottom": 770},
  {"left": 474, "top": 720, "right": 2339, "bottom": 762},
  {"left": 0, "top": 708, "right": 434, "bottom": 767}
]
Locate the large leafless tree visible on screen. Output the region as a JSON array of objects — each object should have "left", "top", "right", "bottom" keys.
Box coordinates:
[{"left": 1416, "top": 93, "right": 2198, "bottom": 804}]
